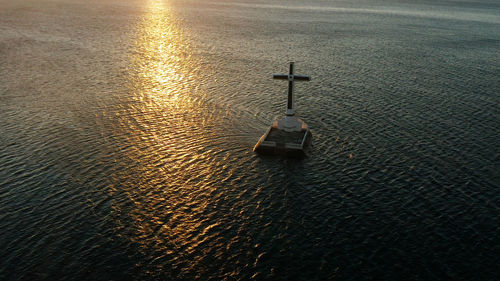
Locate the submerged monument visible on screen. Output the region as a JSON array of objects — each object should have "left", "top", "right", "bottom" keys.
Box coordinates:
[{"left": 254, "top": 62, "right": 312, "bottom": 157}]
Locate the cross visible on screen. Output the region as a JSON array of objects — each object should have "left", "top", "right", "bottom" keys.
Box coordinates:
[{"left": 273, "top": 62, "right": 311, "bottom": 116}]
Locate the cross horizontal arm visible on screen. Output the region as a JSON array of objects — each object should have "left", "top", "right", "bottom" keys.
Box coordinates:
[
  {"left": 273, "top": 74, "right": 311, "bottom": 81},
  {"left": 293, "top": 75, "right": 311, "bottom": 81},
  {"left": 273, "top": 74, "right": 289, "bottom": 80}
]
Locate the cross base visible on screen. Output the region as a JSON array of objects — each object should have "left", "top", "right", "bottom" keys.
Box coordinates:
[
  {"left": 253, "top": 117, "right": 312, "bottom": 157},
  {"left": 277, "top": 116, "right": 306, "bottom": 132}
]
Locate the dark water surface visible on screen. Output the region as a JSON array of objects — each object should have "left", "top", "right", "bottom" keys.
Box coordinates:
[{"left": 1, "top": 0, "right": 499, "bottom": 279}]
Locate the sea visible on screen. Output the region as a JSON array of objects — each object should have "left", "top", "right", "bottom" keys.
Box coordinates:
[{"left": 1, "top": 0, "right": 499, "bottom": 280}]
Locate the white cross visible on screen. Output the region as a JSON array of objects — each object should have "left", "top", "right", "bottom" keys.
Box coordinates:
[{"left": 273, "top": 62, "right": 311, "bottom": 116}]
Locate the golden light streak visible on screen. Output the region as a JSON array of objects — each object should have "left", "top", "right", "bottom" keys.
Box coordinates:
[{"left": 109, "top": 2, "right": 224, "bottom": 276}]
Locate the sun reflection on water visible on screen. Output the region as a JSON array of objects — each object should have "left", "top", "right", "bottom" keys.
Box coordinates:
[
  {"left": 100, "top": 0, "right": 297, "bottom": 276},
  {"left": 106, "top": 0, "right": 244, "bottom": 278},
  {"left": 130, "top": 0, "right": 197, "bottom": 107}
]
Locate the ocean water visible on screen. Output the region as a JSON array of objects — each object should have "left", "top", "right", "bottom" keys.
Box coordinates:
[{"left": 1, "top": 0, "right": 499, "bottom": 279}]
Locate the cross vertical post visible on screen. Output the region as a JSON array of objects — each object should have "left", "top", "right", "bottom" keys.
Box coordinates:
[{"left": 287, "top": 62, "right": 294, "bottom": 115}]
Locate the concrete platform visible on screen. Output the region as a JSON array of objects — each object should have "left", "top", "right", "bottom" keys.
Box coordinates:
[{"left": 254, "top": 120, "right": 312, "bottom": 157}]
